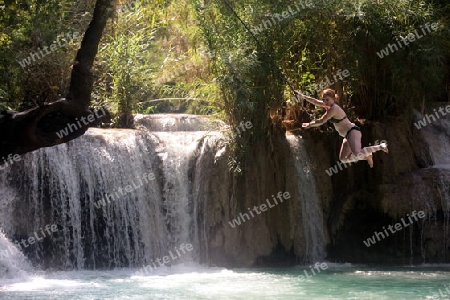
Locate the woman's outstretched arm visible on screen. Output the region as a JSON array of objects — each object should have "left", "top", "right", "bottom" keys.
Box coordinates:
[
  {"left": 302, "top": 110, "right": 334, "bottom": 128},
  {"left": 294, "top": 91, "right": 326, "bottom": 108}
]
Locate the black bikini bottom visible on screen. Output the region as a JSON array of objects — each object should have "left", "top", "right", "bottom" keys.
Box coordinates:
[{"left": 346, "top": 126, "right": 361, "bottom": 139}]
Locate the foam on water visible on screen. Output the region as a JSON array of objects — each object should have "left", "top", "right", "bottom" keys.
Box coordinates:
[
  {"left": 0, "top": 265, "right": 449, "bottom": 299},
  {"left": 0, "top": 231, "right": 30, "bottom": 279}
]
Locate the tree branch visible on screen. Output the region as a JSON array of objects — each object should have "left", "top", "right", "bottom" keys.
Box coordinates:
[
  {"left": 0, "top": 0, "right": 114, "bottom": 162},
  {"left": 68, "top": 0, "right": 115, "bottom": 107}
]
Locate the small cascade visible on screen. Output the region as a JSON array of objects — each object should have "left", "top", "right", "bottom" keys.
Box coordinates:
[
  {"left": 190, "top": 131, "right": 226, "bottom": 264},
  {"left": 135, "top": 114, "right": 226, "bottom": 261},
  {"left": 151, "top": 131, "right": 205, "bottom": 254},
  {"left": 412, "top": 112, "right": 450, "bottom": 262},
  {"left": 0, "top": 167, "right": 31, "bottom": 276},
  {"left": 286, "top": 135, "right": 326, "bottom": 262},
  {"left": 134, "top": 114, "right": 224, "bottom": 132},
  {"left": 0, "top": 129, "right": 168, "bottom": 270},
  {"left": 0, "top": 231, "right": 30, "bottom": 277}
]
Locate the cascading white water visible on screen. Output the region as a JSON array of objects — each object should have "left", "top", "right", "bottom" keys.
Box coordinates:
[
  {"left": 286, "top": 135, "right": 326, "bottom": 262},
  {"left": 134, "top": 114, "right": 224, "bottom": 258},
  {"left": 0, "top": 231, "right": 30, "bottom": 278},
  {"left": 413, "top": 112, "right": 450, "bottom": 261},
  {"left": 0, "top": 115, "right": 224, "bottom": 272},
  {"left": 0, "top": 129, "right": 168, "bottom": 270},
  {"left": 0, "top": 114, "right": 328, "bottom": 273},
  {"left": 0, "top": 166, "right": 32, "bottom": 277},
  {"left": 150, "top": 131, "right": 205, "bottom": 252}
]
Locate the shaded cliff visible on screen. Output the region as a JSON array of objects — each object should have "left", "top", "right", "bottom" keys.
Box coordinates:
[
  {"left": 191, "top": 132, "right": 327, "bottom": 267},
  {"left": 322, "top": 112, "right": 450, "bottom": 264},
  {"left": 192, "top": 109, "right": 449, "bottom": 266}
]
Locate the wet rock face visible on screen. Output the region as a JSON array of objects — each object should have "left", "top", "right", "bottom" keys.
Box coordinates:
[
  {"left": 192, "top": 130, "right": 330, "bottom": 267},
  {"left": 192, "top": 135, "right": 301, "bottom": 267},
  {"left": 412, "top": 109, "right": 450, "bottom": 167},
  {"left": 323, "top": 114, "right": 450, "bottom": 264},
  {"left": 193, "top": 111, "right": 449, "bottom": 266}
]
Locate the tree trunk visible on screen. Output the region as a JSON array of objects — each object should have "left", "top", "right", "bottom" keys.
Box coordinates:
[{"left": 0, "top": 0, "right": 114, "bottom": 162}]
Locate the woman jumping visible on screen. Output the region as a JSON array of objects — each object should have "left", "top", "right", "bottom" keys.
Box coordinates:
[{"left": 295, "top": 89, "right": 388, "bottom": 168}]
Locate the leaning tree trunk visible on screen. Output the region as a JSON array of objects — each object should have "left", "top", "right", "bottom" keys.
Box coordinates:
[{"left": 0, "top": 0, "right": 114, "bottom": 161}]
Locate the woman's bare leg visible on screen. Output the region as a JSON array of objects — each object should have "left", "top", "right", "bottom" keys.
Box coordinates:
[
  {"left": 342, "top": 131, "right": 389, "bottom": 167},
  {"left": 339, "top": 139, "right": 353, "bottom": 161},
  {"left": 361, "top": 143, "right": 389, "bottom": 154},
  {"left": 341, "top": 130, "right": 374, "bottom": 166}
]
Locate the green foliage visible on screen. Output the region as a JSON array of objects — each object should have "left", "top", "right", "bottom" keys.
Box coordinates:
[
  {"left": 91, "top": 0, "right": 222, "bottom": 126},
  {"left": 0, "top": 0, "right": 221, "bottom": 125},
  {"left": 1, "top": 0, "right": 448, "bottom": 133},
  {"left": 95, "top": 9, "right": 156, "bottom": 127},
  {"left": 194, "top": 0, "right": 300, "bottom": 168},
  {"left": 329, "top": 0, "right": 448, "bottom": 118},
  {"left": 190, "top": 0, "right": 449, "bottom": 172},
  {"left": 281, "top": 0, "right": 449, "bottom": 119},
  {"left": 195, "top": 0, "right": 450, "bottom": 125},
  {"left": 0, "top": 0, "right": 92, "bottom": 110}
]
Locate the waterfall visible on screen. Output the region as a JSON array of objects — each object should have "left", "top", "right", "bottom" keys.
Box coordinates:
[
  {"left": 0, "top": 231, "right": 30, "bottom": 277},
  {"left": 0, "top": 115, "right": 224, "bottom": 271},
  {"left": 0, "top": 129, "right": 168, "bottom": 270},
  {"left": 0, "top": 114, "right": 329, "bottom": 271},
  {"left": 134, "top": 114, "right": 223, "bottom": 258},
  {"left": 286, "top": 135, "right": 326, "bottom": 262},
  {"left": 0, "top": 167, "right": 31, "bottom": 277},
  {"left": 412, "top": 111, "right": 450, "bottom": 261}
]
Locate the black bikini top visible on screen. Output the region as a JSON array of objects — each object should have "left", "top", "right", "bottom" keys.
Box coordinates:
[{"left": 328, "top": 103, "right": 347, "bottom": 123}]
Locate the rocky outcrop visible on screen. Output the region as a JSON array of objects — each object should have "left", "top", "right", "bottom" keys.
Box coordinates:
[
  {"left": 299, "top": 112, "right": 450, "bottom": 264},
  {"left": 195, "top": 109, "right": 450, "bottom": 266},
  {"left": 193, "top": 135, "right": 297, "bottom": 267},
  {"left": 192, "top": 129, "right": 330, "bottom": 267}
]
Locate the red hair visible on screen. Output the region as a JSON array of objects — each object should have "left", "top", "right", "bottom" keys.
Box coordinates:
[{"left": 320, "top": 88, "right": 339, "bottom": 102}]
